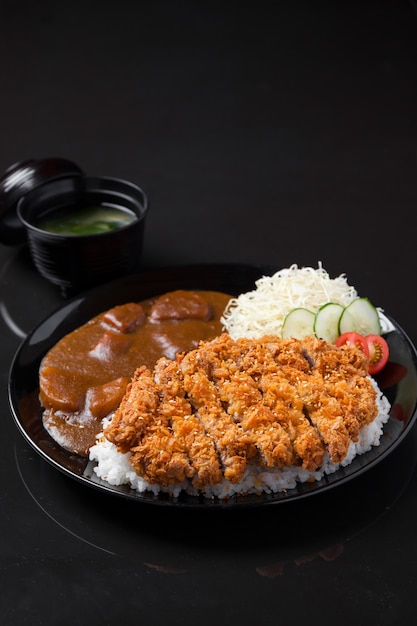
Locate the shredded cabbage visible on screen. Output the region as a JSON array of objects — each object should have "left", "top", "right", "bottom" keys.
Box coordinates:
[{"left": 221, "top": 263, "right": 358, "bottom": 339}]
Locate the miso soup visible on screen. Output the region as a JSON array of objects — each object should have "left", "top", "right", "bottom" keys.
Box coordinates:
[{"left": 37, "top": 205, "right": 136, "bottom": 236}]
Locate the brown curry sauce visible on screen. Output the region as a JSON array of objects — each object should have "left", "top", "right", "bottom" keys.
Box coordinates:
[{"left": 39, "top": 289, "right": 232, "bottom": 456}]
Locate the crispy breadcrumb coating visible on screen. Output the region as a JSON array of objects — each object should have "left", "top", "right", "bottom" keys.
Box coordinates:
[{"left": 103, "top": 333, "right": 377, "bottom": 488}]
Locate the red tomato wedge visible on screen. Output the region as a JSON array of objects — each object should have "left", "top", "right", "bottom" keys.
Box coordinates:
[
  {"left": 335, "top": 332, "right": 370, "bottom": 357},
  {"left": 335, "top": 331, "right": 390, "bottom": 375},
  {"left": 365, "top": 334, "right": 389, "bottom": 375}
]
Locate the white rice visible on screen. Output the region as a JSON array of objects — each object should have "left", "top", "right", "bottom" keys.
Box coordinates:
[{"left": 88, "top": 378, "right": 391, "bottom": 500}]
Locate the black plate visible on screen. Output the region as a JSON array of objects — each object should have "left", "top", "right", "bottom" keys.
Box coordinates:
[{"left": 8, "top": 263, "right": 417, "bottom": 508}]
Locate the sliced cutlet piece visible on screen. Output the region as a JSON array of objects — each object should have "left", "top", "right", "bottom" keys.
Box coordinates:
[
  {"left": 318, "top": 373, "right": 377, "bottom": 440},
  {"left": 259, "top": 371, "right": 326, "bottom": 471},
  {"left": 296, "top": 370, "right": 353, "bottom": 464},
  {"left": 129, "top": 425, "right": 194, "bottom": 487},
  {"left": 211, "top": 368, "right": 296, "bottom": 469},
  {"left": 180, "top": 350, "right": 256, "bottom": 484},
  {"left": 104, "top": 365, "right": 160, "bottom": 453},
  {"left": 154, "top": 357, "right": 223, "bottom": 489},
  {"left": 297, "top": 336, "right": 377, "bottom": 442},
  {"left": 105, "top": 364, "right": 194, "bottom": 487},
  {"left": 299, "top": 335, "right": 370, "bottom": 378},
  {"left": 258, "top": 335, "right": 314, "bottom": 373}
]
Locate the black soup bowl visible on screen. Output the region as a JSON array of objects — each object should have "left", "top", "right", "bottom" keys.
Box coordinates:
[{"left": 16, "top": 174, "right": 149, "bottom": 296}]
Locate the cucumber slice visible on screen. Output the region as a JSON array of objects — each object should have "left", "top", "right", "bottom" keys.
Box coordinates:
[
  {"left": 313, "top": 302, "right": 344, "bottom": 343},
  {"left": 338, "top": 297, "right": 381, "bottom": 336},
  {"left": 281, "top": 308, "right": 315, "bottom": 339}
]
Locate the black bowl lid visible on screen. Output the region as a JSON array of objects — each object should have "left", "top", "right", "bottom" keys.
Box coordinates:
[{"left": 0, "top": 157, "right": 84, "bottom": 245}]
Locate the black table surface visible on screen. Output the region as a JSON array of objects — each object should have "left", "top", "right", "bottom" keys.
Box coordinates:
[{"left": 1, "top": 1, "right": 417, "bottom": 624}]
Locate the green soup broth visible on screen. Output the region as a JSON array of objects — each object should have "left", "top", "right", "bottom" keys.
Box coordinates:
[{"left": 38, "top": 205, "right": 137, "bottom": 236}]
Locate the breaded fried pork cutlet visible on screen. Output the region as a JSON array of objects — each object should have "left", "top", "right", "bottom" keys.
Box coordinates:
[{"left": 98, "top": 333, "right": 387, "bottom": 496}]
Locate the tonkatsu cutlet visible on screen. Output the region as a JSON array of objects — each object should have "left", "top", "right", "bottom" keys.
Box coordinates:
[{"left": 103, "top": 333, "right": 378, "bottom": 489}]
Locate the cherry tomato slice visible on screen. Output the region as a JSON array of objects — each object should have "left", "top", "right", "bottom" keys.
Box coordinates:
[
  {"left": 365, "top": 334, "right": 389, "bottom": 375},
  {"left": 335, "top": 331, "right": 370, "bottom": 357}
]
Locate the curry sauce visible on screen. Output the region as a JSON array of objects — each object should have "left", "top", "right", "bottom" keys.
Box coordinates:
[{"left": 39, "top": 290, "right": 231, "bottom": 456}]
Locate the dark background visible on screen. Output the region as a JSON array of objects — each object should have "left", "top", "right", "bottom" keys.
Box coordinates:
[
  {"left": 1, "top": 1, "right": 417, "bottom": 624},
  {"left": 1, "top": 1, "right": 416, "bottom": 316}
]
